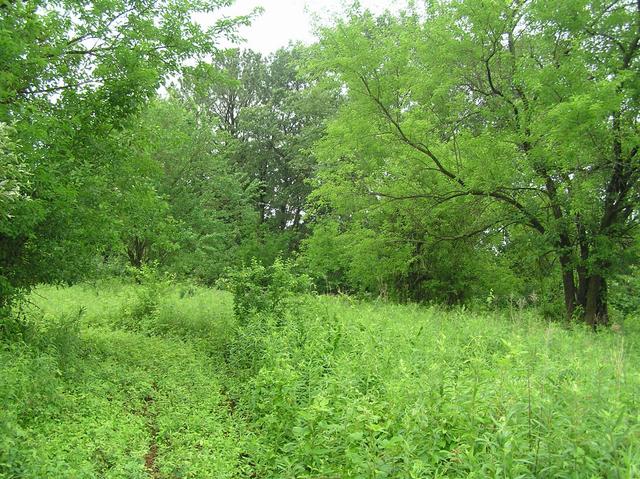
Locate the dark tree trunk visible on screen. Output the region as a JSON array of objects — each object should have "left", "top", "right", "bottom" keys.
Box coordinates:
[
  {"left": 577, "top": 266, "right": 588, "bottom": 310},
  {"left": 576, "top": 217, "right": 589, "bottom": 309},
  {"left": 292, "top": 206, "right": 301, "bottom": 230},
  {"left": 543, "top": 173, "right": 579, "bottom": 322},
  {"left": 126, "top": 236, "right": 148, "bottom": 268},
  {"left": 560, "top": 265, "right": 577, "bottom": 321},
  {"left": 584, "top": 275, "right": 609, "bottom": 328},
  {"left": 556, "top": 228, "right": 577, "bottom": 321}
]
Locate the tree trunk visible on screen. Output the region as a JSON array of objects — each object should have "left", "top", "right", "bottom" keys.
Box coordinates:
[
  {"left": 127, "top": 236, "right": 148, "bottom": 268},
  {"left": 584, "top": 275, "right": 609, "bottom": 328},
  {"left": 561, "top": 266, "right": 577, "bottom": 321},
  {"left": 557, "top": 246, "right": 577, "bottom": 321},
  {"left": 576, "top": 217, "right": 589, "bottom": 309}
]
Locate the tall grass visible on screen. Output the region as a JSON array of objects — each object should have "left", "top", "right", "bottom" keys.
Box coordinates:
[
  {"left": 225, "top": 296, "right": 640, "bottom": 478},
  {"left": 1, "top": 281, "right": 638, "bottom": 478},
  {"left": 0, "top": 282, "right": 242, "bottom": 479}
]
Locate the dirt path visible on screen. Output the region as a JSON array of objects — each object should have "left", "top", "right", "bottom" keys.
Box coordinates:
[{"left": 143, "top": 383, "right": 160, "bottom": 478}]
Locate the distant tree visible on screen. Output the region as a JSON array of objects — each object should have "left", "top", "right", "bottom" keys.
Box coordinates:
[
  {"left": 180, "top": 46, "right": 341, "bottom": 261},
  {"left": 119, "top": 99, "right": 259, "bottom": 280}
]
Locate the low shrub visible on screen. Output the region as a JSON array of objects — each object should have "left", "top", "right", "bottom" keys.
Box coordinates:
[
  {"left": 116, "top": 265, "right": 174, "bottom": 333},
  {"left": 219, "top": 258, "right": 313, "bottom": 324}
]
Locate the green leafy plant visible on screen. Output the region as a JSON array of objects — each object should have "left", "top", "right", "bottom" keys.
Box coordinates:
[
  {"left": 117, "top": 264, "right": 174, "bottom": 333},
  {"left": 610, "top": 265, "right": 640, "bottom": 318},
  {"left": 220, "top": 258, "right": 313, "bottom": 323}
]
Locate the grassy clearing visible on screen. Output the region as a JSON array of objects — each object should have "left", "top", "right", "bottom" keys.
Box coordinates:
[
  {"left": 1, "top": 282, "right": 639, "bottom": 478},
  {"left": 1, "top": 283, "right": 245, "bottom": 479}
]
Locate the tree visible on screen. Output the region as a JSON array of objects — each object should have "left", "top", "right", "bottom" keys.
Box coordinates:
[
  {"left": 312, "top": 0, "right": 639, "bottom": 324},
  {"left": 0, "top": 0, "right": 249, "bottom": 306},
  {"left": 180, "top": 46, "right": 341, "bottom": 261},
  {"left": 120, "top": 99, "right": 259, "bottom": 280},
  {"left": 303, "top": 128, "right": 523, "bottom": 304}
]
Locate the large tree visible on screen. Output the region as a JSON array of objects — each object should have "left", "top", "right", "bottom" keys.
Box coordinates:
[
  {"left": 118, "top": 98, "right": 259, "bottom": 280},
  {"left": 180, "top": 47, "right": 340, "bottom": 260},
  {"left": 311, "top": 0, "right": 639, "bottom": 324}
]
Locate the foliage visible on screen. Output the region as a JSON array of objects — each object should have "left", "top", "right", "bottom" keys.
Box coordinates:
[
  {"left": 0, "top": 308, "right": 244, "bottom": 478},
  {"left": 0, "top": 0, "right": 249, "bottom": 305},
  {"left": 179, "top": 46, "right": 340, "bottom": 261},
  {"left": 111, "top": 98, "right": 260, "bottom": 278},
  {"left": 301, "top": 212, "right": 522, "bottom": 304},
  {"left": 2, "top": 282, "right": 638, "bottom": 477},
  {"left": 308, "top": 0, "right": 640, "bottom": 324},
  {"left": 610, "top": 264, "right": 640, "bottom": 319},
  {"left": 4, "top": 0, "right": 636, "bottom": 321},
  {"left": 0, "top": 124, "right": 30, "bottom": 213},
  {"left": 116, "top": 265, "right": 174, "bottom": 333},
  {"left": 2, "top": 0, "right": 640, "bottom": 473},
  {"left": 220, "top": 258, "right": 313, "bottom": 322},
  {"left": 0, "top": 123, "right": 37, "bottom": 309},
  {"left": 223, "top": 291, "right": 640, "bottom": 478}
]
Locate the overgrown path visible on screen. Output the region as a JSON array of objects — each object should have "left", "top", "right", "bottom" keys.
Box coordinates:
[
  {"left": 1, "top": 321, "right": 251, "bottom": 478},
  {"left": 87, "top": 328, "right": 249, "bottom": 479}
]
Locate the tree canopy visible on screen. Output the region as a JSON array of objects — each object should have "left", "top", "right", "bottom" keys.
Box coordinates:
[
  {"left": 0, "top": 0, "right": 251, "bottom": 305},
  {"left": 303, "top": 0, "right": 639, "bottom": 324},
  {"left": 1, "top": 0, "right": 638, "bottom": 325}
]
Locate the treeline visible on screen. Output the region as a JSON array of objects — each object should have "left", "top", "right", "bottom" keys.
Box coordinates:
[{"left": 1, "top": 0, "right": 639, "bottom": 325}]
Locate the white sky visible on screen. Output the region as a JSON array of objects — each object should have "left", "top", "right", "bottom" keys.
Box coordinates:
[{"left": 198, "top": 0, "right": 407, "bottom": 55}]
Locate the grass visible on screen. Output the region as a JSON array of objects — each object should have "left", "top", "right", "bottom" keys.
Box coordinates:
[
  {"left": 1, "top": 281, "right": 639, "bottom": 478},
  {"left": 1, "top": 283, "right": 244, "bottom": 479}
]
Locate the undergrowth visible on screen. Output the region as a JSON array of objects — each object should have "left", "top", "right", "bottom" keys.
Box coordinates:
[{"left": 0, "top": 269, "right": 638, "bottom": 478}]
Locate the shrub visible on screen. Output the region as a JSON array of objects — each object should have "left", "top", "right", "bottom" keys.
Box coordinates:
[
  {"left": 219, "top": 258, "right": 313, "bottom": 324},
  {"left": 116, "top": 264, "right": 174, "bottom": 332},
  {"left": 610, "top": 266, "right": 640, "bottom": 319},
  {"left": 0, "top": 305, "right": 33, "bottom": 343}
]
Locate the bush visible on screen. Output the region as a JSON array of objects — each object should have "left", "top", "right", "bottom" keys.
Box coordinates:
[
  {"left": 0, "top": 306, "right": 33, "bottom": 343},
  {"left": 116, "top": 264, "right": 174, "bottom": 332},
  {"left": 219, "top": 258, "right": 313, "bottom": 324},
  {"left": 610, "top": 266, "right": 640, "bottom": 319}
]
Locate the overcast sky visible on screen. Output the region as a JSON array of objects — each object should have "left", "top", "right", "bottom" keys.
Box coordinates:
[{"left": 198, "top": 0, "right": 406, "bottom": 55}]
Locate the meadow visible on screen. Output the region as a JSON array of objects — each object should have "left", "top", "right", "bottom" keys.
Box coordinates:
[
  {"left": 1, "top": 278, "right": 639, "bottom": 478},
  {"left": 3, "top": 0, "right": 639, "bottom": 477}
]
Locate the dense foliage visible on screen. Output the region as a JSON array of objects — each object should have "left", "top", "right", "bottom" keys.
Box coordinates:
[
  {"left": 304, "top": 0, "right": 640, "bottom": 324},
  {"left": 1, "top": 0, "right": 638, "bottom": 321},
  {"left": 0, "top": 0, "right": 253, "bottom": 306},
  {"left": 179, "top": 47, "right": 340, "bottom": 260},
  {"left": 1, "top": 0, "right": 639, "bottom": 475}
]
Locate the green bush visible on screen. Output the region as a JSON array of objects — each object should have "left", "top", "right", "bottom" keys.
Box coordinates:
[
  {"left": 116, "top": 265, "right": 174, "bottom": 333},
  {"left": 611, "top": 266, "right": 640, "bottom": 319},
  {"left": 220, "top": 258, "right": 313, "bottom": 323}
]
